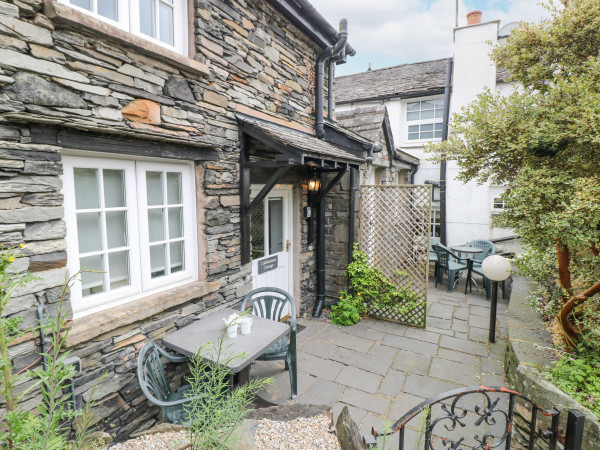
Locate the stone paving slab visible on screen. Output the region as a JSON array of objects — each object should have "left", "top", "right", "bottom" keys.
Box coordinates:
[{"left": 252, "top": 277, "right": 511, "bottom": 444}]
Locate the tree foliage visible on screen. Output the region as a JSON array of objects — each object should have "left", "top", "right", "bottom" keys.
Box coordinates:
[{"left": 427, "top": 0, "right": 600, "bottom": 346}]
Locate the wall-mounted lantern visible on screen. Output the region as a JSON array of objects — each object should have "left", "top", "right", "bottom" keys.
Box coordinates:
[{"left": 307, "top": 176, "right": 321, "bottom": 193}]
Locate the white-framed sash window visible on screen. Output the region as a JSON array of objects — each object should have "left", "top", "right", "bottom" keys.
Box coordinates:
[
  {"left": 405, "top": 97, "right": 444, "bottom": 143},
  {"left": 63, "top": 155, "right": 197, "bottom": 318},
  {"left": 58, "top": 0, "right": 187, "bottom": 54}
]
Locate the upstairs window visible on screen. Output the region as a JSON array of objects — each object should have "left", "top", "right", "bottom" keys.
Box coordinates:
[
  {"left": 405, "top": 98, "right": 444, "bottom": 142},
  {"left": 63, "top": 156, "right": 197, "bottom": 318},
  {"left": 59, "top": 0, "right": 187, "bottom": 53}
]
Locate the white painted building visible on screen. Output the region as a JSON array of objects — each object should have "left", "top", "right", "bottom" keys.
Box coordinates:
[{"left": 335, "top": 13, "right": 517, "bottom": 245}]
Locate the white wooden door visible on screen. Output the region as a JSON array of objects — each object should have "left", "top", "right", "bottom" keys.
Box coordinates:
[{"left": 251, "top": 185, "right": 293, "bottom": 314}]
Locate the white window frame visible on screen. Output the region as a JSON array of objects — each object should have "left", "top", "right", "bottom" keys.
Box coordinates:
[
  {"left": 431, "top": 208, "right": 441, "bottom": 238},
  {"left": 492, "top": 197, "right": 505, "bottom": 212},
  {"left": 58, "top": 0, "right": 187, "bottom": 55},
  {"left": 402, "top": 96, "right": 444, "bottom": 145},
  {"left": 63, "top": 155, "right": 197, "bottom": 318}
]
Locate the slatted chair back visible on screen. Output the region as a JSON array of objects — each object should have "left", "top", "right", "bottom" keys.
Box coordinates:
[
  {"left": 431, "top": 244, "right": 452, "bottom": 270},
  {"left": 139, "top": 343, "right": 172, "bottom": 403},
  {"left": 137, "top": 342, "right": 189, "bottom": 412},
  {"left": 466, "top": 239, "right": 495, "bottom": 263},
  {"left": 241, "top": 287, "right": 296, "bottom": 324}
]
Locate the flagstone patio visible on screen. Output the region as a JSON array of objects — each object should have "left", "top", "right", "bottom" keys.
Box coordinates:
[{"left": 250, "top": 277, "right": 510, "bottom": 445}]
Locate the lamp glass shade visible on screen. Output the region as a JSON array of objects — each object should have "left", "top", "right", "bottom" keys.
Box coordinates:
[
  {"left": 307, "top": 178, "right": 321, "bottom": 192},
  {"left": 481, "top": 255, "right": 512, "bottom": 281}
]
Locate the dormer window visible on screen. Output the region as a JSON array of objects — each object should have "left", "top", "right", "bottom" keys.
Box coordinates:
[{"left": 59, "top": 0, "right": 187, "bottom": 54}]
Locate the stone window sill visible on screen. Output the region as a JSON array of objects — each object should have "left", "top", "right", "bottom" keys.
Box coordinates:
[
  {"left": 43, "top": 1, "right": 210, "bottom": 78},
  {"left": 65, "top": 279, "right": 220, "bottom": 347}
]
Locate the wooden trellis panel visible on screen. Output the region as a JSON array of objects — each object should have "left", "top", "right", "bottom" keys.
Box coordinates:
[{"left": 360, "top": 185, "right": 431, "bottom": 327}]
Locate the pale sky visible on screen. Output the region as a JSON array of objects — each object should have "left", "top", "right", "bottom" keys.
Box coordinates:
[{"left": 308, "top": 0, "right": 551, "bottom": 76}]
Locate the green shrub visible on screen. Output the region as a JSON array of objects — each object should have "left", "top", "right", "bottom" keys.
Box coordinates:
[
  {"left": 185, "top": 330, "right": 273, "bottom": 449},
  {"left": 0, "top": 245, "right": 102, "bottom": 449},
  {"left": 544, "top": 348, "right": 600, "bottom": 420},
  {"left": 330, "top": 244, "right": 421, "bottom": 326}
]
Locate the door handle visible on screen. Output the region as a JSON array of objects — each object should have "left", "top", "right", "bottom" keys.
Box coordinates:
[{"left": 286, "top": 239, "right": 290, "bottom": 252}]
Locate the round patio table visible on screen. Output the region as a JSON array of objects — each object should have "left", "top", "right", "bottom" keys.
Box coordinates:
[{"left": 451, "top": 246, "right": 484, "bottom": 294}]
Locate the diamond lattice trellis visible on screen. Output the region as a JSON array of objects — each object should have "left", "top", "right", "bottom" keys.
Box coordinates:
[{"left": 359, "top": 185, "right": 431, "bottom": 327}]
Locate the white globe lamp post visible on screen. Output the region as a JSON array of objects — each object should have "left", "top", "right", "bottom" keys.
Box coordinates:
[{"left": 481, "top": 255, "right": 512, "bottom": 343}]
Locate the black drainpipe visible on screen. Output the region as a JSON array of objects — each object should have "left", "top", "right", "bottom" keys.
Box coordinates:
[
  {"left": 314, "top": 171, "right": 327, "bottom": 317},
  {"left": 315, "top": 19, "right": 349, "bottom": 138},
  {"left": 348, "top": 167, "right": 356, "bottom": 263},
  {"left": 439, "top": 58, "right": 453, "bottom": 246}
]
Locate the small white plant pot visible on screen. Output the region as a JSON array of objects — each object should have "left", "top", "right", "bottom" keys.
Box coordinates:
[
  {"left": 240, "top": 317, "right": 253, "bottom": 335},
  {"left": 226, "top": 324, "right": 237, "bottom": 339}
]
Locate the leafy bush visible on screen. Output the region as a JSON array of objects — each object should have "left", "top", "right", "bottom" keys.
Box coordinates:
[
  {"left": 0, "top": 246, "right": 102, "bottom": 449},
  {"left": 185, "top": 330, "right": 272, "bottom": 449},
  {"left": 330, "top": 244, "right": 421, "bottom": 326},
  {"left": 544, "top": 348, "right": 600, "bottom": 420}
]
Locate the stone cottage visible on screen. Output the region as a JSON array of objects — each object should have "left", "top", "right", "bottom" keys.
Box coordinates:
[{"left": 0, "top": 0, "right": 371, "bottom": 439}]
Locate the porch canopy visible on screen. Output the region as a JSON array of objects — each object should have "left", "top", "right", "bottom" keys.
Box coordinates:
[{"left": 236, "top": 112, "right": 365, "bottom": 265}]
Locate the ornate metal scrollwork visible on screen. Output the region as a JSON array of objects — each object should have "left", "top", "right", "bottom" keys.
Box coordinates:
[{"left": 364, "top": 386, "right": 575, "bottom": 450}]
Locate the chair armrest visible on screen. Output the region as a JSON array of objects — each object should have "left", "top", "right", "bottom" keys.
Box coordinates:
[{"left": 155, "top": 345, "right": 189, "bottom": 363}]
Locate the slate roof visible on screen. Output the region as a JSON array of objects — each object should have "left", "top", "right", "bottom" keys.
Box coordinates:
[
  {"left": 335, "top": 58, "right": 450, "bottom": 104},
  {"left": 336, "top": 106, "right": 387, "bottom": 143},
  {"left": 236, "top": 114, "right": 364, "bottom": 164},
  {"left": 335, "top": 106, "right": 419, "bottom": 165}
]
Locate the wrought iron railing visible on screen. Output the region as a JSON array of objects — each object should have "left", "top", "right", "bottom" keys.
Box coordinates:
[{"left": 363, "top": 386, "right": 585, "bottom": 450}]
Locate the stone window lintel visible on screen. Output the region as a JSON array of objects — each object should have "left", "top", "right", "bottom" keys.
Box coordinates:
[
  {"left": 64, "top": 279, "right": 220, "bottom": 347},
  {"left": 43, "top": 0, "right": 210, "bottom": 78}
]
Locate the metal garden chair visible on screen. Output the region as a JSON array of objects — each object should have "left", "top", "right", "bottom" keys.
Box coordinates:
[
  {"left": 241, "top": 287, "right": 297, "bottom": 399},
  {"left": 137, "top": 342, "right": 194, "bottom": 425},
  {"left": 466, "top": 239, "right": 496, "bottom": 299},
  {"left": 431, "top": 244, "right": 469, "bottom": 293}
]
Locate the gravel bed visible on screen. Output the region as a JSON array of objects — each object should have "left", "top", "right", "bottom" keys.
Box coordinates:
[
  {"left": 254, "top": 414, "right": 340, "bottom": 449},
  {"left": 110, "top": 430, "right": 190, "bottom": 449},
  {"left": 109, "top": 414, "right": 340, "bottom": 449}
]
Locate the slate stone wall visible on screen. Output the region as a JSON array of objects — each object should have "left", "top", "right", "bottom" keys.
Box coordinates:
[{"left": 0, "top": 0, "right": 333, "bottom": 440}]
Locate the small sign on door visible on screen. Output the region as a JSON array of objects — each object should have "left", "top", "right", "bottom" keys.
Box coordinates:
[{"left": 257, "top": 255, "right": 278, "bottom": 274}]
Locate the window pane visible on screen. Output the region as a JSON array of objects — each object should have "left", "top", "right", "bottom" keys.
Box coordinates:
[
  {"left": 146, "top": 171, "right": 164, "bottom": 205},
  {"left": 148, "top": 208, "right": 165, "bottom": 242},
  {"left": 268, "top": 198, "right": 283, "bottom": 254},
  {"left": 140, "top": 0, "right": 156, "bottom": 38},
  {"left": 103, "top": 169, "right": 125, "bottom": 208},
  {"left": 150, "top": 244, "right": 166, "bottom": 278},
  {"left": 421, "top": 100, "right": 434, "bottom": 110},
  {"left": 168, "top": 207, "right": 183, "bottom": 239},
  {"left": 408, "top": 125, "right": 419, "bottom": 133},
  {"left": 77, "top": 212, "right": 103, "bottom": 253},
  {"left": 159, "top": 2, "right": 174, "bottom": 46},
  {"left": 407, "top": 102, "right": 420, "bottom": 112},
  {"left": 98, "top": 0, "right": 118, "bottom": 20},
  {"left": 80, "top": 254, "right": 105, "bottom": 296},
  {"left": 406, "top": 111, "right": 419, "bottom": 121},
  {"left": 250, "top": 201, "right": 264, "bottom": 259},
  {"left": 434, "top": 129, "right": 442, "bottom": 138},
  {"left": 434, "top": 98, "right": 445, "bottom": 108},
  {"left": 434, "top": 108, "right": 444, "bottom": 119},
  {"left": 170, "top": 241, "right": 184, "bottom": 273},
  {"left": 74, "top": 168, "right": 100, "bottom": 210},
  {"left": 108, "top": 250, "right": 130, "bottom": 289},
  {"left": 421, "top": 124, "right": 434, "bottom": 132},
  {"left": 71, "top": 0, "right": 92, "bottom": 11},
  {"left": 166, "top": 172, "right": 182, "bottom": 204},
  {"left": 421, "top": 131, "right": 434, "bottom": 139},
  {"left": 106, "top": 211, "right": 127, "bottom": 249},
  {"left": 421, "top": 109, "right": 435, "bottom": 120},
  {"left": 408, "top": 133, "right": 419, "bottom": 140}
]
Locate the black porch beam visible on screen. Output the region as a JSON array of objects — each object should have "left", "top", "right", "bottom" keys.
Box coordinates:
[
  {"left": 316, "top": 167, "right": 347, "bottom": 203},
  {"left": 240, "top": 134, "right": 251, "bottom": 265},
  {"left": 245, "top": 160, "right": 294, "bottom": 168},
  {"left": 247, "top": 164, "right": 292, "bottom": 215}
]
